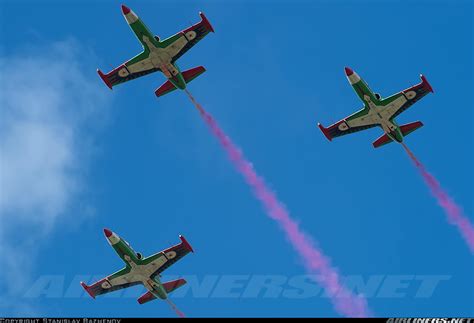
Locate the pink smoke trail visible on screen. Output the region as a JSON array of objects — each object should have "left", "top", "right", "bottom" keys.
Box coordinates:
[
  {"left": 185, "top": 90, "right": 371, "bottom": 317},
  {"left": 166, "top": 298, "right": 186, "bottom": 318},
  {"left": 402, "top": 143, "right": 474, "bottom": 253}
]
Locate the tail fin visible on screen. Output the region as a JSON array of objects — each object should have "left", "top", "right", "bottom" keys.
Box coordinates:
[
  {"left": 163, "top": 278, "right": 187, "bottom": 294},
  {"left": 155, "top": 66, "right": 206, "bottom": 98},
  {"left": 400, "top": 121, "right": 424, "bottom": 136}
]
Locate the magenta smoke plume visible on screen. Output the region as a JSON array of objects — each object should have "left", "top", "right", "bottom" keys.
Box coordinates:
[
  {"left": 185, "top": 90, "right": 371, "bottom": 317},
  {"left": 166, "top": 298, "right": 186, "bottom": 318},
  {"left": 402, "top": 143, "right": 474, "bottom": 253}
]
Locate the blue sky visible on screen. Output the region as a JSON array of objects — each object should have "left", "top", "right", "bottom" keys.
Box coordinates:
[{"left": 0, "top": 0, "right": 472, "bottom": 318}]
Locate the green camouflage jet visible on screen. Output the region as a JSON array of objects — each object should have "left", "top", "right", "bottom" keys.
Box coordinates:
[
  {"left": 97, "top": 4, "right": 214, "bottom": 97},
  {"left": 80, "top": 229, "right": 193, "bottom": 304},
  {"left": 318, "top": 67, "right": 434, "bottom": 148}
]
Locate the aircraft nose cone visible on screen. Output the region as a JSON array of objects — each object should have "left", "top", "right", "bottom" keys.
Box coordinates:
[
  {"left": 344, "top": 67, "right": 354, "bottom": 76},
  {"left": 121, "top": 4, "right": 131, "bottom": 15},
  {"left": 104, "top": 228, "right": 113, "bottom": 238}
]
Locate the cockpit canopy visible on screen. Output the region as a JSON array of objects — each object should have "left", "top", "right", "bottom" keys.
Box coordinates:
[{"left": 124, "top": 240, "right": 142, "bottom": 259}]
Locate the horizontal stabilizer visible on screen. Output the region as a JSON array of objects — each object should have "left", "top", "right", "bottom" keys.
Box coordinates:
[
  {"left": 163, "top": 278, "right": 187, "bottom": 294},
  {"left": 154, "top": 80, "right": 177, "bottom": 98},
  {"left": 137, "top": 279, "right": 187, "bottom": 304},
  {"left": 373, "top": 121, "right": 424, "bottom": 148},
  {"left": 154, "top": 66, "right": 206, "bottom": 98},
  {"left": 372, "top": 133, "right": 393, "bottom": 148},
  {"left": 137, "top": 291, "right": 156, "bottom": 305},
  {"left": 400, "top": 121, "right": 424, "bottom": 136},
  {"left": 182, "top": 66, "right": 206, "bottom": 83}
]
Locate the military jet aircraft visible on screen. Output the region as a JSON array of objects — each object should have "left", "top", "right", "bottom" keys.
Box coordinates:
[
  {"left": 318, "top": 67, "right": 433, "bottom": 148},
  {"left": 97, "top": 4, "right": 214, "bottom": 97},
  {"left": 80, "top": 229, "right": 193, "bottom": 304}
]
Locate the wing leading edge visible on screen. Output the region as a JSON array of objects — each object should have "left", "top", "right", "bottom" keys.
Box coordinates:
[
  {"left": 318, "top": 111, "right": 378, "bottom": 141},
  {"left": 170, "top": 12, "right": 214, "bottom": 64},
  {"left": 145, "top": 235, "right": 194, "bottom": 279},
  {"left": 80, "top": 267, "right": 141, "bottom": 299},
  {"left": 383, "top": 75, "right": 434, "bottom": 120}
]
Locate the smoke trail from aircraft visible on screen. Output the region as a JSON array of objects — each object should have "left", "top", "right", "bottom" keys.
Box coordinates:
[
  {"left": 402, "top": 143, "right": 474, "bottom": 253},
  {"left": 185, "top": 90, "right": 371, "bottom": 317},
  {"left": 166, "top": 298, "right": 186, "bottom": 318}
]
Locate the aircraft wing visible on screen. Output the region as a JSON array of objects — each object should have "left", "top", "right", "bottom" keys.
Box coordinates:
[
  {"left": 141, "top": 236, "right": 194, "bottom": 279},
  {"left": 97, "top": 51, "right": 161, "bottom": 89},
  {"left": 168, "top": 13, "right": 214, "bottom": 64},
  {"left": 80, "top": 267, "right": 141, "bottom": 299},
  {"left": 318, "top": 107, "right": 378, "bottom": 141},
  {"left": 382, "top": 75, "right": 434, "bottom": 120}
]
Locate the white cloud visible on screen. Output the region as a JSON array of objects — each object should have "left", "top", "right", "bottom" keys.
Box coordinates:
[{"left": 0, "top": 39, "right": 111, "bottom": 313}]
